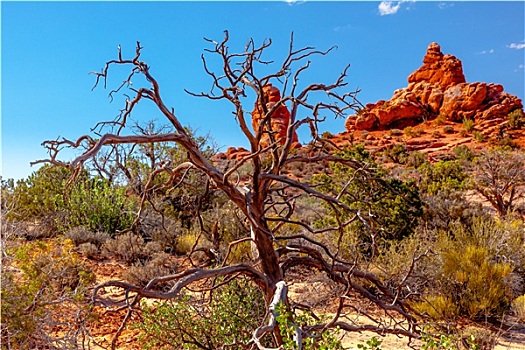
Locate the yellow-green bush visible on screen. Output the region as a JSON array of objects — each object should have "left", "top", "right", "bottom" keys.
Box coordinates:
[
  {"left": 1, "top": 238, "right": 94, "bottom": 348},
  {"left": 441, "top": 245, "right": 513, "bottom": 319},
  {"left": 224, "top": 240, "right": 253, "bottom": 263},
  {"left": 413, "top": 295, "right": 459, "bottom": 320},
  {"left": 507, "top": 109, "right": 524, "bottom": 129},
  {"left": 512, "top": 295, "right": 525, "bottom": 321},
  {"left": 176, "top": 232, "right": 199, "bottom": 255},
  {"left": 410, "top": 234, "right": 515, "bottom": 321},
  {"left": 462, "top": 117, "right": 475, "bottom": 133},
  {"left": 390, "top": 217, "right": 523, "bottom": 322}
]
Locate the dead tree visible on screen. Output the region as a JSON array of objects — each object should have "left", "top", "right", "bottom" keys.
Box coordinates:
[
  {"left": 470, "top": 148, "right": 525, "bottom": 217},
  {"left": 34, "top": 32, "right": 421, "bottom": 348}
]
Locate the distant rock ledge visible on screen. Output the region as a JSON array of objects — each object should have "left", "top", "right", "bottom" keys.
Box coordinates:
[{"left": 345, "top": 42, "right": 523, "bottom": 132}]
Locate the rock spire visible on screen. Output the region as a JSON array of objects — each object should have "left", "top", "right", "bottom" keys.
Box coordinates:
[
  {"left": 251, "top": 84, "right": 300, "bottom": 148},
  {"left": 345, "top": 42, "right": 523, "bottom": 131}
]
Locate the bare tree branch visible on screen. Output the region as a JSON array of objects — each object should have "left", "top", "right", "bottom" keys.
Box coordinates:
[{"left": 34, "top": 33, "right": 423, "bottom": 348}]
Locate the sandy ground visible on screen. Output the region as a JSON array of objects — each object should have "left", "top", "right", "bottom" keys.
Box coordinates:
[{"left": 84, "top": 257, "right": 525, "bottom": 350}]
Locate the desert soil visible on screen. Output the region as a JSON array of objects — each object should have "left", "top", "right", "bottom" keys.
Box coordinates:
[{"left": 84, "top": 259, "right": 525, "bottom": 350}]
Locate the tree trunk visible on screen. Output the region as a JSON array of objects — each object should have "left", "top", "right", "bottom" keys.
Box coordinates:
[{"left": 252, "top": 225, "right": 283, "bottom": 289}]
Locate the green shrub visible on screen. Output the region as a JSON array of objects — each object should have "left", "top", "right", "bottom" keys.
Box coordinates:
[
  {"left": 2, "top": 165, "right": 73, "bottom": 238},
  {"left": 462, "top": 117, "right": 475, "bottom": 133},
  {"left": 404, "top": 126, "right": 425, "bottom": 138},
  {"left": 66, "top": 178, "right": 137, "bottom": 234},
  {"left": 508, "top": 109, "right": 524, "bottom": 129},
  {"left": 420, "top": 328, "right": 486, "bottom": 350},
  {"left": 276, "top": 301, "right": 344, "bottom": 350},
  {"left": 420, "top": 329, "right": 461, "bottom": 350},
  {"left": 453, "top": 145, "right": 475, "bottom": 162},
  {"left": 498, "top": 135, "right": 519, "bottom": 149},
  {"left": 383, "top": 143, "right": 409, "bottom": 164},
  {"left": 406, "top": 150, "right": 428, "bottom": 169},
  {"left": 136, "top": 278, "right": 266, "bottom": 349},
  {"left": 357, "top": 336, "right": 383, "bottom": 350},
  {"left": 3, "top": 165, "right": 71, "bottom": 221},
  {"left": 473, "top": 131, "right": 485, "bottom": 142},
  {"left": 2, "top": 166, "right": 137, "bottom": 237},
  {"left": 314, "top": 145, "right": 423, "bottom": 251},
  {"left": 321, "top": 131, "right": 333, "bottom": 139},
  {"left": 418, "top": 160, "right": 469, "bottom": 195}
]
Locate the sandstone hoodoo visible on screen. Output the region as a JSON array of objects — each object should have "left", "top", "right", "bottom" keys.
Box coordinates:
[
  {"left": 345, "top": 42, "right": 523, "bottom": 132},
  {"left": 251, "top": 83, "right": 300, "bottom": 149},
  {"left": 407, "top": 42, "right": 466, "bottom": 89}
]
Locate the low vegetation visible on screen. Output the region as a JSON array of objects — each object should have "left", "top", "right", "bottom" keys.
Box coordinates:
[
  {"left": 2, "top": 33, "right": 524, "bottom": 349},
  {"left": 3, "top": 143, "right": 524, "bottom": 349}
]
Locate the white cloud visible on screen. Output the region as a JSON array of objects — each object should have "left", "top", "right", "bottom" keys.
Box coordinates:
[
  {"left": 378, "top": 1, "right": 402, "bottom": 15},
  {"left": 333, "top": 24, "right": 353, "bottom": 32},
  {"left": 378, "top": 1, "right": 414, "bottom": 16},
  {"left": 437, "top": 2, "right": 454, "bottom": 10},
  {"left": 479, "top": 49, "right": 494, "bottom": 54},
  {"left": 507, "top": 42, "right": 525, "bottom": 50},
  {"left": 284, "top": 0, "right": 306, "bottom": 6}
]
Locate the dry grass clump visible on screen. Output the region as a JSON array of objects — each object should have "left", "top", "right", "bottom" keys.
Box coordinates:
[
  {"left": 512, "top": 295, "right": 525, "bottom": 321},
  {"left": 65, "top": 226, "right": 110, "bottom": 247},
  {"left": 102, "top": 232, "right": 148, "bottom": 264}
]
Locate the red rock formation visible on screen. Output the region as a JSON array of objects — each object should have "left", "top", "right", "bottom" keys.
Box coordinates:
[
  {"left": 407, "top": 42, "right": 466, "bottom": 89},
  {"left": 212, "top": 146, "right": 251, "bottom": 162},
  {"left": 345, "top": 42, "right": 523, "bottom": 131},
  {"left": 251, "top": 84, "right": 300, "bottom": 148}
]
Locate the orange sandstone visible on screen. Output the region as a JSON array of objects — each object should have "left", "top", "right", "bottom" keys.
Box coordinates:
[
  {"left": 251, "top": 84, "right": 300, "bottom": 148},
  {"left": 345, "top": 42, "right": 523, "bottom": 131}
]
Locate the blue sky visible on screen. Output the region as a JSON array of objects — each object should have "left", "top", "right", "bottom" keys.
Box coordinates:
[{"left": 2, "top": 1, "right": 524, "bottom": 181}]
